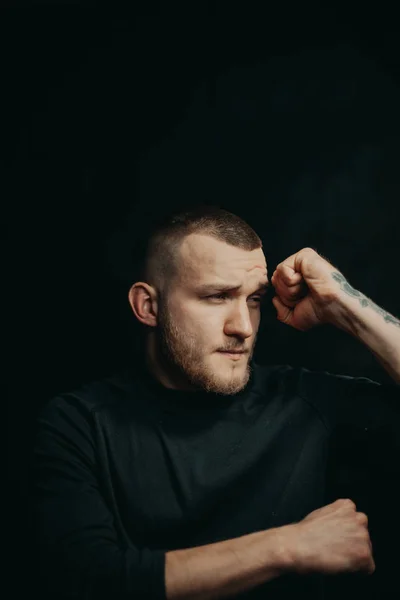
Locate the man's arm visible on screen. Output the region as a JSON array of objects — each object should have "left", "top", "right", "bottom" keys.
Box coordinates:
[
  {"left": 270, "top": 249, "right": 400, "bottom": 385},
  {"left": 35, "top": 394, "right": 293, "bottom": 600},
  {"left": 165, "top": 527, "right": 290, "bottom": 600},
  {"left": 166, "top": 497, "right": 378, "bottom": 599},
  {"left": 328, "top": 273, "right": 400, "bottom": 385}
]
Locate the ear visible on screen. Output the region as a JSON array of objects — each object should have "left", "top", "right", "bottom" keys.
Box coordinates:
[{"left": 128, "top": 282, "right": 158, "bottom": 327}]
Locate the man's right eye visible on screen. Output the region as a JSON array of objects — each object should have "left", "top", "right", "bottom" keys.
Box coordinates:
[{"left": 207, "top": 293, "right": 229, "bottom": 301}]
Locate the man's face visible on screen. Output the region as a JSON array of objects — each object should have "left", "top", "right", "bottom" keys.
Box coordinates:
[{"left": 155, "top": 233, "right": 269, "bottom": 395}]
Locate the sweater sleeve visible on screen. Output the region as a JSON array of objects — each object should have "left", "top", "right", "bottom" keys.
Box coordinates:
[
  {"left": 296, "top": 367, "right": 400, "bottom": 474},
  {"left": 33, "top": 394, "right": 167, "bottom": 600},
  {"left": 297, "top": 368, "right": 400, "bottom": 432}
]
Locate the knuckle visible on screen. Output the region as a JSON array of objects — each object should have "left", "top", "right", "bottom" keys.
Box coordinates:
[
  {"left": 362, "top": 530, "right": 371, "bottom": 546},
  {"left": 360, "top": 546, "right": 372, "bottom": 562},
  {"left": 361, "top": 539, "right": 373, "bottom": 559},
  {"left": 338, "top": 498, "right": 356, "bottom": 509},
  {"left": 356, "top": 512, "right": 368, "bottom": 527},
  {"left": 370, "top": 560, "right": 376, "bottom": 574}
]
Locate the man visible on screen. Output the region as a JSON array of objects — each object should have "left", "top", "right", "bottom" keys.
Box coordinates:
[{"left": 33, "top": 205, "right": 399, "bottom": 599}]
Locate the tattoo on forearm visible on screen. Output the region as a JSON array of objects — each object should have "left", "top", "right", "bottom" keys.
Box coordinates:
[{"left": 331, "top": 272, "right": 400, "bottom": 328}]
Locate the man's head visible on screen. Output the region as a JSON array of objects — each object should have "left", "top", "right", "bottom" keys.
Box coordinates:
[{"left": 128, "top": 205, "right": 269, "bottom": 395}]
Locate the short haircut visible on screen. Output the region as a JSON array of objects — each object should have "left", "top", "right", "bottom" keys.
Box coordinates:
[{"left": 140, "top": 204, "right": 263, "bottom": 295}]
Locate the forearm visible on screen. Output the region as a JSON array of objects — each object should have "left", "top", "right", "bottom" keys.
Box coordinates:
[
  {"left": 165, "top": 526, "right": 291, "bottom": 600},
  {"left": 329, "top": 276, "right": 400, "bottom": 385}
]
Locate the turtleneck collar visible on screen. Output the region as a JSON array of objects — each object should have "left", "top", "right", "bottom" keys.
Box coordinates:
[{"left": 129, "top": 351, "right": 257, "bottom": 415}]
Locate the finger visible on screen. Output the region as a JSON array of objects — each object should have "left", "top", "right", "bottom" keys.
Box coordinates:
[
  {"left": 272, "top": 295, "right": 294, "bottom": 323},
  {"left": 286, "top": 273, "right": 304, "bottom": 287},
  {"left": 273, "top": 293, "right": 298, "bottom": 309},
  {"left": 271, "top": 272, "right": 302, "bottom": 289},
  {"left": 273, "top": 280, "right": 307, "bottom": 303},
  {"left": 286, "top": 283, "right": 307, "bottom": 300},
  {"left": 275, "top": 265, "right": 303, "bottom": 286},
  {"left": 368, "top": 556, "right": 376, "bottom": 575}
]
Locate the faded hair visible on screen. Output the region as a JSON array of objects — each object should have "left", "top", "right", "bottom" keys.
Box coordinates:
[{"left": 140, "top": 204, "right": 263, "bottom": 296}]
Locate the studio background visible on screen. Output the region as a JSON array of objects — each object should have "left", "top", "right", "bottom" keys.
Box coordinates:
[{"left": 6, "top": 3, "right": 399, "bottom": 598}]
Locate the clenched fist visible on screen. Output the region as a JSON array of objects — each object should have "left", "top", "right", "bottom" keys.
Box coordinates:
[{"left": 284, "top": 498, "right": 375, "bottom": 576}]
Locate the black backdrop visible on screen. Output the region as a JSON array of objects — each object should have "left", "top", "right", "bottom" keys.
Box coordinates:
[{"left": 6, "top": 3, "right": 400, "bottom": 598}]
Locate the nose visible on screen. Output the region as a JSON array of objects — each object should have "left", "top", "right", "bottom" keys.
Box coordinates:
[{"left": 223, "top": 302, "right": 254, "bottom": 339}]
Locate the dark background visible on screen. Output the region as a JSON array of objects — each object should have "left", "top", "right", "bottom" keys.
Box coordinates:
[{"left": 6, "top": 2, "right": 400, "bottom": 598}]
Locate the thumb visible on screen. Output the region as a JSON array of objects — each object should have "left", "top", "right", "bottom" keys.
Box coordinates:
[{"left": 272, "top": 295, "right": 293, "bottom": 325}]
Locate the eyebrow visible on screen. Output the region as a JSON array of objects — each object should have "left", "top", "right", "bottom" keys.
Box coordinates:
[{"left": 197, "top": 281, "right": 270, "bottom": 294}]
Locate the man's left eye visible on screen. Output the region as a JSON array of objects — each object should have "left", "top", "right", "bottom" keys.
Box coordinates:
[{"left": 208, "top": 294, "right": 262, "bottom": 302}]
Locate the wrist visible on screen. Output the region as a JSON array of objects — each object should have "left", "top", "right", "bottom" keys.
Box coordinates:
[
  {"left": 268, "top": 524, "right": 299, "bottom": 573},
  {"left": 324, "top": 288, "right": 366, "bottom": 337}
]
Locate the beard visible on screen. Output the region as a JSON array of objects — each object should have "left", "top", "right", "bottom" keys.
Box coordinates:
[{"left": 154, "top": 298, "right": 256, "bottom": 395}]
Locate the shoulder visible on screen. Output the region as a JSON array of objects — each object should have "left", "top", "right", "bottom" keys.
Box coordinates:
[
  {"left": 251, "top": 360, "right": 396, "bottom": 428},
  {"left": 282, "top": 364, "right": 397, "bottom": 430},
  {"left": 249, "top": 360, "right": 387, "bottom": 397},
  {"left": 37, "top": 369, "right": 136, "bottom": 425}
]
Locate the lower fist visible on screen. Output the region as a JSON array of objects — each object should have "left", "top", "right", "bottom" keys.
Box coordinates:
[{"left": 284, "top": 498, "right": 375, "bottom": 576}]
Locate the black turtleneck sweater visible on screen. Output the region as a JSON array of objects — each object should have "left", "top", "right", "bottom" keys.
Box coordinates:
[{"left": 32, "top": 357, "right": 399, "bottom": 599}]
